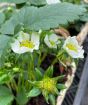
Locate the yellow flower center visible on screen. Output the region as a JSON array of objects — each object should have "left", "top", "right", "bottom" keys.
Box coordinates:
[
  {"left": 66, "top": 43, "right": 78, "bottom": 52},
  {"left": 20, "top": 40, "right": 35, "bottom": 48},
  {"left": 39, "top": 78, "right": 56, "bottom": 92},
  {"left": 49, "top": 40, "right": 55, "bottom": 46}
]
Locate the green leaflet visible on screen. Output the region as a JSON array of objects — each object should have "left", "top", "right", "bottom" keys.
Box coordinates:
[
  {"left": 0, "top": 0, "right": 46, "bottom": 5},
  {"left": 44, "top": 66, "right": 53, "bottom": 78},
  {"left": 0, "top": 12, "right": 5, "bottom": 25},
  {"left": 0, "top": 73, "right": 12, "bottom": 84},
  {"left": 49, "top": 94, "right": 56, "bottom": 105},
  {"left": 0, "top": 35, "right": 12, "bottom": 67},
  {"left": 0, "top": 86, "right": 14, "bottom": 105},
  {"left": 30, "top": 0, "right": 46, "bottom": 6},
  {"left": 16, "top": 87, "right": 28, "bottom": 105},
  {"left": 42, "top": 90, "right": 49, "bottom": 104},
  {"left": 35, "top": 68, "right": 43, "bottom": 80},
  {"left": 80, "top": 13, "right": 88, "bottom": 22},
  {"left": 62, "top": 0, "right": 80, "bottom": 4},
  {"left": 0, "top": 0, "right": 28, "bottom": 4},
  {"left": 57, "top": 84, "right": 66, "bottom": 90},
  {"left": 27, "top": 88, "right": 41, "bottom": 97},
  {"left": 0, "top": 3, "right": 86, "bottom": 34}
]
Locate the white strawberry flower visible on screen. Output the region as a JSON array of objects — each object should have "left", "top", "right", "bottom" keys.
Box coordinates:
[
  {"left": 63, "top": 36, "right": 84, "bottom": 58},
  {"left": 46, "top": 0, "right": 61, "bottom": 4},
  {"left": 11, "top": 31, "right": 40, "bottom": 54},
  {"left": 44, "top": 34, "right": 60, "bottom": 49}
]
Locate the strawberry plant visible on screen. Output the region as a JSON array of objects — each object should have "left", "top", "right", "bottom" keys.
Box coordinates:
[{"left": 0, "top": 0, "right": 87, "bottom": 105}]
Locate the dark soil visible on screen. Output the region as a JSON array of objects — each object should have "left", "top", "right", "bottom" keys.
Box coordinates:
[{"left": 27, "top": 95, "right": 50, "bottom": 105}]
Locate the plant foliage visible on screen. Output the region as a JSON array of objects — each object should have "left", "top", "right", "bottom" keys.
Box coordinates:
[
  {"left": 0, "top": 86, "right": 14, "bottom": 105},
  {"left": 0, "top": 3, "right": 86, "bottom": 34},
  {"left": 0, "top": 35, "right": 12, "bottom": 67},
  {"left": 0, "top": 1, "right": 86, "bottom": 105},
  {"left": 0, "top": 0, "right": 27, "bottom": 4},
  {"left": 0, "top": 12, "right": 5, "bottom": 25},
  {"left": 0, "top": 0, "right": 46, "bottom": 5},
  {"left": 80, "top": 13, "right": 88, "bottom": 21}
]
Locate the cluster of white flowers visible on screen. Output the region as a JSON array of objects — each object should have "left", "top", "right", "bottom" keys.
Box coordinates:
[
  {"left": 11, "top": 31, "right": 40, "bottom": 54},
  {"left": 11, "top": 0, "right": 84, "bottom": 59},
  {"left": 11, "top": 31, "right": 84, "bottom": 58}
]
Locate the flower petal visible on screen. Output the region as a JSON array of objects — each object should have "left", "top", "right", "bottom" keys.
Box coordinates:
[
  {"left": 20, "top": 47, "right": 34, "bottom": 53},
  {"left": 46, "top": 0, "right": 60, "bottom": 4},
  {"left": 18, "top": 31, "right": 30, "bottom": 42},
  {"left": 49, "top": 34, "right": 59, "bottom": 42},
  {"left": 31, "top": 32, "right": 40, "bottom": 50},
  {"left": 11, "top": 40, "right": 21, "bottom": 54},
  {"left": 44, "top": 35, "right": 51, "bottom": 47}
]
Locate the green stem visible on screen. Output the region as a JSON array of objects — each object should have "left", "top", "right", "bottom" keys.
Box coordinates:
[
  {"left": 15, "top": 54, "right": 21, "bottom": 64},
  {"left": 37, "top": 52, "right": 47, "bottom": 67},
  {"left": 57, "top": 49, "right": 65, "bottom": 57},
  {"left": 27, "top": 53, "right": 35, "bottom": 90},
  {"left": 6, "top": 83, "right": 12, "bottom": 91},
  {"left": 37, "top": 52, "right": 41, "bottom": 67},
  {"left": 51, "top": 57, "right": 58, "bottom": 65},
  {"left": 11, "top": 79, "right": 18, "bottom": 93},
  {"left": 41, "top": 53, "right": 47, "bottom": 63},
  {"left": 51, "top": 50, "right": 65, "bottom": 66},
  {"left": 28, "top": 53, "right": 35, "bottom": 80},
  {"left": 18, "top": 73, "right": 21, "bottom": 91},
  {"left": 21, "top": 55, "right": 25, "bottom": 88},
  {"left": 17, "top": 54, "right": 25, "bottom": 91}
]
